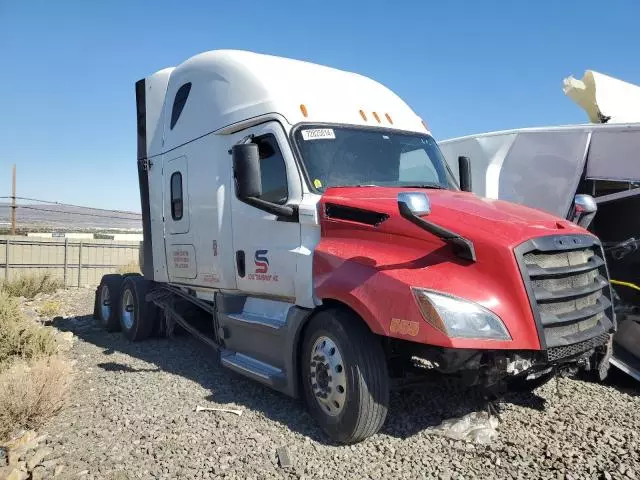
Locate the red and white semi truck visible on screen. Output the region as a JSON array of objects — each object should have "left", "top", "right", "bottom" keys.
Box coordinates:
[{"left": 95, "top": 50, "right": 615, "bottom": 443}]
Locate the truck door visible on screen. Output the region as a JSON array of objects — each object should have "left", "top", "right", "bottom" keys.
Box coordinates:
[
  {"left": 230, "top": 122, "right": 302, "bottom": 300},
  {"left": 164, "top": 155, "right": 197, "bottom": 281}
]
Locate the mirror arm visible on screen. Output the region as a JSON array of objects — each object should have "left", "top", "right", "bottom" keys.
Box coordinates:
[
  {"left": 244, "top": 196, "right": 299, "bottom": 221},
  {"left": 398, "top": 201, "right": 476, "bottom": 262},
  {"left": 227, "top": 134, "right": 256, "bottom": 154}
]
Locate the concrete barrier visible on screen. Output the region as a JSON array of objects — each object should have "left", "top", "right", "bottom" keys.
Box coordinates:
[{"left": 0, "top": 235, "right": 141, "bottom": 287}]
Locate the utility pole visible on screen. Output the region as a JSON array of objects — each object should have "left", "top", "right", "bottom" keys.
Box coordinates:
[{"left": 10, "top": 164, "right": 16, "bottom": 235}]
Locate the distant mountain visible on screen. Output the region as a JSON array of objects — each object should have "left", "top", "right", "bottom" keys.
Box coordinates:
[{"left": 0, "top": 202, "right": 142, "bottom": 232}]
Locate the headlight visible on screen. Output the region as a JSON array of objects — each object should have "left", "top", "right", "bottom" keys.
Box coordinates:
[{"left": 412, "top": 288, "right": 511, "bottom": 340}]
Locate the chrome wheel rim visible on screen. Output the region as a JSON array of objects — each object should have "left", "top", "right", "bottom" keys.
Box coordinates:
[
  {"left": 121, "top": 288, "right": 135, "bottom": 329},
  {"left": 100, "top": 284, "right": 111, "bottom": 320},
  {"left": 310, "top": 336, "right": 347, "bottom": 417}
]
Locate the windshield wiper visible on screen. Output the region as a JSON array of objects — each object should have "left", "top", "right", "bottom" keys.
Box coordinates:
[
  {"left": 330, "top": 184, "right": 378, "bottom": 188},
  {"left": 329, "top": 183, "right": 447, "bottom": 189},
  {"left": 401, "top": 184, "right": 446, "bottom": 189}
]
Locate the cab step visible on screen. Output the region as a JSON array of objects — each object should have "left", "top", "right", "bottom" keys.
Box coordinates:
[{"left": 220, "top": 350, "right": 287, "bottom": 389}]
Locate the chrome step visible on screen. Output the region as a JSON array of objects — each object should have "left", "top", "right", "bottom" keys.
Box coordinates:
[{"left": 220, "top": 350, "right": 286, "bottom": 388}]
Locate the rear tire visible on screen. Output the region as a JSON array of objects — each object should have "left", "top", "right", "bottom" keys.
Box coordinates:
[
  {"left": 119, "top": 276, "right": 157, "bottom": 341},
  {"left": 301, "top": 308, "right": 389, "bottom": 444},
  {"left": 96, "top": 274, "right": 124, "bottom": 332}
]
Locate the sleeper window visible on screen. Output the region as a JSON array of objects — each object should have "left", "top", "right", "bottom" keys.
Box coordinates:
[
  {"left": 170, "top": 172, "right": 183, "bottom": 220},
  {"left": 170, "top": 83, "right": 191, "bottom": 130},
  {"left": 255, "top": 135, "right": 288, "bottom": 205}
]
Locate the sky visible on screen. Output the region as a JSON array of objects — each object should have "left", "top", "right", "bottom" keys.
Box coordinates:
[{"left": 1, "top": 0, "right": 639, "bottom": 211}]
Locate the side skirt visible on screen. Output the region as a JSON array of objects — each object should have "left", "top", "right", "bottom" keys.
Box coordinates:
[{"left": 147, "top": 285, "right": 312, "bottom": 397}]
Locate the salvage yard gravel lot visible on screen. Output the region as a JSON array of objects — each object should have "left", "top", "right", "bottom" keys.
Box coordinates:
[{"left": 26, "top": 289, "right": 640, "bottom": 479}]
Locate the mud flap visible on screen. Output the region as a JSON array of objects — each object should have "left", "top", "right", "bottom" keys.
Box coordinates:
[
  {"left": 93, "top": 286, "right": 100, "bottom": 319},
  {"left": 595, "top": 334, "right": 614, "bottom": 381}
]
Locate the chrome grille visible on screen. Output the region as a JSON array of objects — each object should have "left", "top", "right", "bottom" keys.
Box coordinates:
[
  {"left": 538, "top": 291, "right": 600, "bottom": 316},
  {"left": 516, "top": 235, "right": 615, "bottom": 357}
]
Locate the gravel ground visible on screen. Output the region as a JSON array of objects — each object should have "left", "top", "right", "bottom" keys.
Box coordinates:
[{"left": 23, "top": 289, "right": 640, "bottom": 479}]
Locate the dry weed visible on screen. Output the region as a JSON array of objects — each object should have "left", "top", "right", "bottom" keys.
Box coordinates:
[
  {"left": 1, "top": 273, "right": 62, "bottom": 299},
  {"left": 38, "top": 300, "right": 61, "bottom": 318},
  {"left": 0, "top": 292, "right": 57, "bottom": 369},
  {"left": 0, "top": 356, "right": 72, "bottom": 441},
  {"left": 116, "top": 262, "right": 140, "bottom": 274}
]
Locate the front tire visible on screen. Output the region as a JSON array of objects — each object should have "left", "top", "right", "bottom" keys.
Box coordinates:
[
  {"left": 301, "top": 308, "right": 389, "bottom": 444},
  {"left": 119, "top": 276, "right": 157, "bottom": 341}
]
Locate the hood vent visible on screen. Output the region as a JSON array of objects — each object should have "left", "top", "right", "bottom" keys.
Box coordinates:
[{"left": 324, "top": 203, "right": 389, "bottom": 227}]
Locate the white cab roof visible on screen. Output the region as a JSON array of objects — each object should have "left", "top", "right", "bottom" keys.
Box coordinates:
[{"left": 158, "top": 50, "right": 428, "bottom": 152}]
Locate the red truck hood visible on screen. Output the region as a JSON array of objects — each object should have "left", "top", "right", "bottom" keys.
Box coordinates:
[
  {"left": 320, "top": 186, "right": 584, "bottom": 247},
  {"left": 314, "top": 187, "right": 594, "bottom": 351}
]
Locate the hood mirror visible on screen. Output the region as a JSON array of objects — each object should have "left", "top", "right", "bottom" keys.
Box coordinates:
[
  {"left": 570, "top": 194, "right": 597, "bottom": 229},
  {"left": 398, "top": 192, "right": 431, "bottom": 216},
  {"left": 458, "top": 156, "right": 472, "bottom": 192}
]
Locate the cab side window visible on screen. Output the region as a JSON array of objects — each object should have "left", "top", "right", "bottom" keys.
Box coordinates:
[
  {"left": 170, "top": 172, "right": 183, "bottom": 220},
  {"left": 255, "top": 135, "right": 288, "bottom": 205}
]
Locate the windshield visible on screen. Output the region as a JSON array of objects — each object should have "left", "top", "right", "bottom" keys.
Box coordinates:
[{"left": 293, "top": 126, "right": 457, "bottom": 191}]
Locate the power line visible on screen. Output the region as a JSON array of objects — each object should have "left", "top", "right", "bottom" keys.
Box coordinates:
[
  {"left": 0, "top": 196, "right": 141, "bottom": 216},
  {"left": 16, "top": 205, "right": 142, "bottom": 221}
]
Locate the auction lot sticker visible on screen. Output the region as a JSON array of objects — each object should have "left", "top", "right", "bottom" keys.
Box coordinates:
[{"left": 301, "top": 129, "right": 335, "bottom": 140}]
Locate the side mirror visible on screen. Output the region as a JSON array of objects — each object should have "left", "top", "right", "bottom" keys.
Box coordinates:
[
  {"left": 232, "top": 143, "right": 262, "bottom": 199},
  {"left": 570, "top": 194, "right": 597, "bottom": 229},
  {"left": 458, "top": 156, "right": 472, "bottom": 192}
]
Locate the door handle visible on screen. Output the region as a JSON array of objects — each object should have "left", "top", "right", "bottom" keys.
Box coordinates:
[{"left": 236, "top": 250, "right": 245, "bottom": 278}]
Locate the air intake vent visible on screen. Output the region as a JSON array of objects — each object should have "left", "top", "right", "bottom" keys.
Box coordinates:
[{"left": 324, "top": 204, "right": 389, "bottom": 227}]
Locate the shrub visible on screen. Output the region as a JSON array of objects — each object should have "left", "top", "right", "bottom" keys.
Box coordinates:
[
  {"left": 1, "top": 273, "right": 62, "bottom": 299},
  {"left": 0, "top": 356, "right": 72, "bottom": 441},
  {"left": 117, "top": 262, "right": 140, "bottom": 275},
  {"left": 0, "top": 292, "right": 58, "bottom": 370},
  {"left": 38, "top": 300, "right": 61, "bottom": 318}
]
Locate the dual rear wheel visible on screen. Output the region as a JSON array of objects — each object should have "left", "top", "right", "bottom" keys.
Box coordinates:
[{"left": 95, "top": 273, "right": 157, "bottom": 341}]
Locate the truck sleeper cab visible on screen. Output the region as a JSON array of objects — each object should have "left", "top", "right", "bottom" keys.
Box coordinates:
[{"left": 95, "top": 50, "right": 615, "bottom": 444}]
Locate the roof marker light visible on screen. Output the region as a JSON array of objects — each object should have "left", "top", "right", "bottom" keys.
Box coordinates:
[
  {"left": 300, "top": 104, "right": 308, "bottom": 117},
  {"left": 421, "top": 119, "right": 429, "bottom": 130},
  {"left": 359, "top": 109, "right": 367, "bottom": 121},
  {"left": 385, "top": 113, "right": 393, "bottom": 124},
  {"left": 372, "top": 112, "right": 381, "bottom": 123}
]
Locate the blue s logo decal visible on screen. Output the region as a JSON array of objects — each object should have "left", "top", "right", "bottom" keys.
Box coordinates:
[{"left": 254, "top": 250, "right": 269, "bottom": 274}]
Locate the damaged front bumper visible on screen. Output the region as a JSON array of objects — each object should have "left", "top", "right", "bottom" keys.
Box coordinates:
[{"left": 407, "top": 332, "right": 613, "bottom": 387}]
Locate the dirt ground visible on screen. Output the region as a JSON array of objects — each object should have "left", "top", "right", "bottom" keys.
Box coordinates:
[{"left": 15, "top": 288, "right": 640, "bottom": 479}]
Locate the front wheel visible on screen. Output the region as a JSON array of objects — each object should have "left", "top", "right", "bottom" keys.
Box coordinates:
[{"left": 301, "top": 308, "right": 389, "bottom": 444}]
